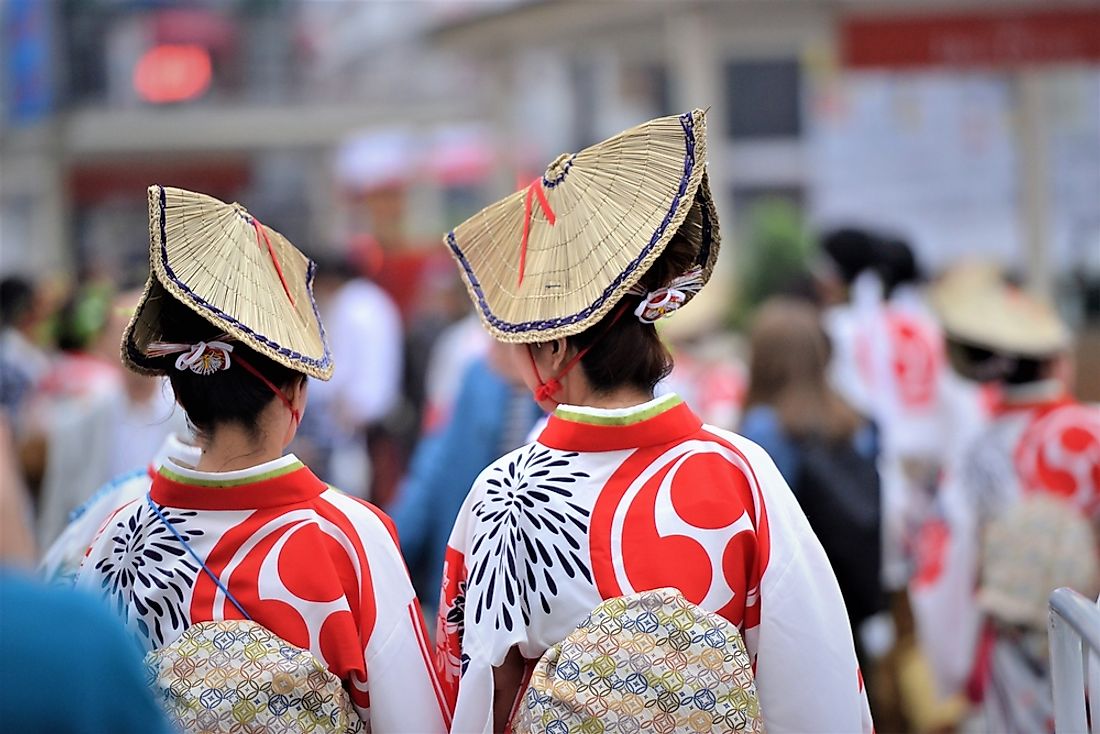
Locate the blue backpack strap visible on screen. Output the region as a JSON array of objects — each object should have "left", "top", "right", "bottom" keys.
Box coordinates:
[{"left": 145, "top": 494, "right": 251, "bottom": 620}]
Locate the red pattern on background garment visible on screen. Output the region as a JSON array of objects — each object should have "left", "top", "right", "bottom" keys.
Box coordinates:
[
  {"left": 855, "top": 310, "right": 942, "bottom": 410},
  {"left": 911, "top": 517, "right": 951, "bottom": 589},
  {"left": 1014, "top": 402, "right": 1100, "bottom": 516},
  {"left": 588, "top": 432, "right": 770, "bottom": 631}
]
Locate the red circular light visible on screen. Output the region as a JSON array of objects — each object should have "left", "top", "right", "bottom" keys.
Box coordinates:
[{"left": 133, "top": 44, "right": 212, "bottom": 104}]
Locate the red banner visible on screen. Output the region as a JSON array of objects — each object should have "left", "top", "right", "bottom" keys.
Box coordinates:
[{"left": 842, "top": 7, "right": 1100, "bottom": 69}]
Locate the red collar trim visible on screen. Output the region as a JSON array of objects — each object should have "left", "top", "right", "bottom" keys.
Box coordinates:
[
  {"left": 538, "top": 401, "right": 703, "bottom": 452},
  {"left": 150, "top": 464, "right": 328, "bottom": 510}
]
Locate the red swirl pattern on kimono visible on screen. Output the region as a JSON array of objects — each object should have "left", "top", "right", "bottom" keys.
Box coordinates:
[
  {"left": 1014, "top": 403, "right": 1100, "bottom": 516},
  {"left": 588, "top": 434, "right": 771, "bottom": 630},
  {"left": 190, "top": 502, "right": 379, "bottom": 710}
]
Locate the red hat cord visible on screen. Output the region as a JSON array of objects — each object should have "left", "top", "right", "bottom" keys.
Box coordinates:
[
  {"left": 147, "top": 336, "right": 300, "bottom": 427},
  {"left": 525, "top": 304, "right": 629, "bottom": 404}
]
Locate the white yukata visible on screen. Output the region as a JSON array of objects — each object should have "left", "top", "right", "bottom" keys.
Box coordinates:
[
  {"left": 910, "top": 384, "right": 1100, "bottom": 702},
  {"left": 437, "top": 394, "right": 872, "bottom": 733},
  {"left": 76, "top": 453, "right": 450, "bottom": 733}
]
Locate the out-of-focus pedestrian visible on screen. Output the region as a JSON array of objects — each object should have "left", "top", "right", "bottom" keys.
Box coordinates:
[
  {"left": 910, "top": 263, "right": 1100, "bottom": 729},
  {"left": 740, "top": 297, "right": 883, "bottom": 658},
  {"left": 34, "top": 290, "right": 186, "bottom": 547},
  {"left": 436, "top": 110, "right": 872, "bottom": 734},
  {"left": 389, "top": 342, "right": 539, "bottom": 609},
  {"left": 74, "top": 186, "right": 448, "bottom": 732},
  {"left": 0, "top": 277, "right": 51, "bottom": 421},
  {"left": 296, "top": 249, "right": 403, "bottom": 499},
  {"left": 39, "top": 431, "right": 199, "bottom": 586}
]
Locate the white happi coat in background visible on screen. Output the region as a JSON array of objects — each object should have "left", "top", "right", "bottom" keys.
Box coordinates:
[
  {"left": 910, "top": 385, "right": 1100, "bottom": 699},
  {"left": 826, "top": 276, "right": 990, "bottom": 589},
  {"left": 437, "top": 394, "right": 872, "bottom": 733}
]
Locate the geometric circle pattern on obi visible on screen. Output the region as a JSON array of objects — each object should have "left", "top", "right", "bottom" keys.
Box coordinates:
[
  {"left": 514, "top": 588, "right": 763, "bottom": 733},
  {"left": 145, "top": 619, "right": 364, "bottom": 734}
]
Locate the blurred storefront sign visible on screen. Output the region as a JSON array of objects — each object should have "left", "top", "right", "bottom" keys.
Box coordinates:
[
  {"left": 841, "top": 8, "right": 1100, "bottom": 69},
  {"left": 68, "top": 159, "right": 249, "bottom": 205}
]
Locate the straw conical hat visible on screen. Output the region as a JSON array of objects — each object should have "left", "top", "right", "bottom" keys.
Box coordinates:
[
  {"left": 446, "top": 109, "right": 720, "bottom": 343},
  {"left": 123, "top": 185, "right": 333, "bottom": 379},
  {"left": 931, "top": 262, "right": 1068, "bottom": 358}
]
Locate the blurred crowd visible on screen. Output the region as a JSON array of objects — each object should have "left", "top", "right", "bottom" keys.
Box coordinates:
[{"left": 1, "top": 216, "right": 1098, "bottom": 733}]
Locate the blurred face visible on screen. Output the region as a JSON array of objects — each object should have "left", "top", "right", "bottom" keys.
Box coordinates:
[{"left": 487, "top": 340, "right": 525, "bottom": 388}]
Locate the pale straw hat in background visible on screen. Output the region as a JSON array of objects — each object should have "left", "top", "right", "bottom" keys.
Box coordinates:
[
  {"left": 930, "top": 261, "right": 1069, "bottom": 358},
  {"left": 446, "top": 109, "right": 721, "bottom": 344},
  {"left": 123, "top": 185, "right": 333, "bottom": 380}
]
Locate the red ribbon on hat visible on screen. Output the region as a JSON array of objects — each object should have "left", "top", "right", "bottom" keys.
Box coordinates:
[
  {"left": 517, "top": 177, "right": 556, "bottom": 288},
  {"left": 250, "top": 217, "right": 296, "bottom": 307}
]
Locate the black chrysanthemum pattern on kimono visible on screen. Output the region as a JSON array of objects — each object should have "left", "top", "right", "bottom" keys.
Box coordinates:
[
  {"left": 468, "top": 447, "right": 592, "bottom": 632},
  {"left": 94, "top": 503, "right": 203, "bottom": 647}
]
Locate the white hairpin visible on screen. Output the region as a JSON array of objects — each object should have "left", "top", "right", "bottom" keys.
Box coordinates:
[
  {"left": 146, "top": 336, "right": 235, "bottom": 375},
  {"left": 628, "top": 266, "right": 705, "bottom": 324}
]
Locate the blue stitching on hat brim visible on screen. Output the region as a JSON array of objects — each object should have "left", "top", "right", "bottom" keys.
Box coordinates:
[
  {"left": 448, "top": 112, "right": 703, "bottom": 335},
  {"left": 155, "top": 185, "right": 332, "bottom": 373}
]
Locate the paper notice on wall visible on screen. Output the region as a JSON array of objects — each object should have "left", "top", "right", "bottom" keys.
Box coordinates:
[{"left": 807, "top": 70, "right": 1100, "bottom": 276}]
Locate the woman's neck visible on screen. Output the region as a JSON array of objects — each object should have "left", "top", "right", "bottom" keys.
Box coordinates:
[
  {"left": 565, "top": 385, "right": 654, "bottom": 411},
  {"left": 196, "top": 425, "right": 284, "bottom": 472}
]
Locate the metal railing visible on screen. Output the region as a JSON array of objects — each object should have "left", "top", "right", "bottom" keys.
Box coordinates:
[{"left": 1050, "top": 587, "right": 1100, "bottom": 733}]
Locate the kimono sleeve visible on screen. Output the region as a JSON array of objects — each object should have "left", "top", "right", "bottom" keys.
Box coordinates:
[
  {"left": 337, "top": 498, "right": 451, "bottom": 733},
  {"left": 738, "top": 439, "right": 874, "bottom": 733},
  {"left": 435, "top": 488, "right": 478, "bottom": 712}
]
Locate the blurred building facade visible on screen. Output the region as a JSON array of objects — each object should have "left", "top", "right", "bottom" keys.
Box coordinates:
[
  {"left": 2, "top": 0, "right": 1099, "bottom": 329},
  {"left": 1, "top": 0, "right": 496, "bottom": 284}
]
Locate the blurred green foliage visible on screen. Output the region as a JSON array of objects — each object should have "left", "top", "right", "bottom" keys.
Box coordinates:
[{"left": 731, "top": 196, "right": 813, "bottom": 327}]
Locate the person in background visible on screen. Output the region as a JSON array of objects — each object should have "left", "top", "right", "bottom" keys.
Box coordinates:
[
  {"left": 295, "top": 249, "right": 403, "bottom": 499},
  {"left": 39, "top": 431, "right": 199, "bottom": 586},
  {"left": 437, "top": 110, "right": 871, "bottom": 733},
  {"left": 0, "top": 277, "right": 51, "bottom": 421},
  {"left": 739, "top": 298, "right": 883, "bottom": 665},
  {"left": 0, "top": 413, "right": 173, "bottom": 734},
  {"left": 76, "top": 186, "right": 448, "bottom": 732},
  {"left": 977, "top": 494, "right": 1098, "bottom": 733},
  {"left": 35, "top": 289, "right": 186, "bottom": 547},
  {"left": 910, "top": 263, "right": 1100, "bottom": 730},
  {"left": 389, "top": 341, "right": 540, "bottom": 609}
]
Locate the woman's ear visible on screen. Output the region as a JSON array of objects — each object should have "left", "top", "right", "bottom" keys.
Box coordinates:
[{"left": 549, "top": 338, "right": 570, "bottom": 370}]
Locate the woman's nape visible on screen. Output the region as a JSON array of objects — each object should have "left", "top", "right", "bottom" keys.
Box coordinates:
[
  {"left": 512, "top": 338, "right": 653, "bottom": 412},
  {"left": 193, "top": 377, "right": 307, "bottom": 472}
]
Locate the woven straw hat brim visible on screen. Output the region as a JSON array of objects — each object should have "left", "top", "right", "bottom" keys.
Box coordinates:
[
  {"left": 122, "top": 185, "right": 333, "bottom": 380},
  {"left": 931, "top": 262, "right": 1069, "bottom": 358},
  {"left": 446, "top": 109, "right": 720, "bottom": 344}
]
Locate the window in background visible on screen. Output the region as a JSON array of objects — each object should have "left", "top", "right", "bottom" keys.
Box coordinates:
[{"left": 724, "top": 58, "right": 802, "bottom": 139}]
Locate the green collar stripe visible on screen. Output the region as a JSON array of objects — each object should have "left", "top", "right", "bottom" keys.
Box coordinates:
[
  {"left": 159, "top": 461, "right": 304, "bottom": 488},
  {"left": 555, "top": 395, "right": 683, "bottom": 427}
]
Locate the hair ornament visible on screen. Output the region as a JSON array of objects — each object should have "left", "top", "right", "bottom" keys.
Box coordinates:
[
  {"left": 147, "top": 336, "right": 235, "bottom": 375},
  {"left": 629, "top": 266, "right": 705, "bottom": 324}
]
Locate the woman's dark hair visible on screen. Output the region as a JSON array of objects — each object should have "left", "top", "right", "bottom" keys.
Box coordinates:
[
  {"left": 566, "top": 232, "right": 697, "bottom": 394},
  {"left": 743, "top": 297, "right": 863, "bottom": 442},
  {"left": 946, "top": 340, "right": 1049, "bottom": 385},
  {"left": 155, "top": 297, "right": 303, "bottom": 439}
]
